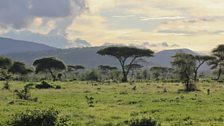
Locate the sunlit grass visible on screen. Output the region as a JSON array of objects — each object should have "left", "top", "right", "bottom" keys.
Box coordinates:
[{"left": 0, "top": 81, "right": 224, "bottom": 125}]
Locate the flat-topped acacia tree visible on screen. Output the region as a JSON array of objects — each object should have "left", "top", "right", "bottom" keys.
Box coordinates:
[
  {"left": 33, "top": 57, "right": 66, "bottom": 81},
  {"left": 209, "top": 44, "right": 224, "bottom": 80},
  {"left": 97, "top": 46, "right": 154, "bottom": 82}
]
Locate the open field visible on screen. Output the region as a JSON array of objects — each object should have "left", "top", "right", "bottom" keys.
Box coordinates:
[{"left": 0, "top": 81, "right": 224, "bottom": 126}]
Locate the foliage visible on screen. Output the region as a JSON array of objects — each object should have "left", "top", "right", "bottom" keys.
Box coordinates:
[
  {"left": 67, "top": 65, "right": 85, "bottom": 71},
  {"left": 35, "top": 81, "right": 55, "bottom": 89},
  {"left": 7, "top": 108, "right": 73, "bottom": 126},
  {"left": 171, "top": 53, "right": 196, "bottom": 91},
  {"left": 0, "top": 57, "right": 12, "bottom": 70},
  {"left": 193, "top": 55, "right": 213, "bottom": 81},
  {"left": 208, "top": 44, "right": 224, "bottom": 80},
  {"left": 14, "top": 85, "right": 32, "bottom": 100},
  {"left": 97, "top": 46, "right": 154, "bottom": 82},
  {"left": 8, "top": 61, "right": 32, "bottom": 75},
  {"left": 150, "top": 67, "right": 174, "bottom": 81},
  {"left": 129, "top": 117, "right": 160, "bottom": 126},
  {"left": 33, "top": 57, "right": 66, "bottom": 81}
]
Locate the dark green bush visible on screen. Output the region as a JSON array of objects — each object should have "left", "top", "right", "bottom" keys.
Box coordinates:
[
  {"left": 7, "top": 108, "right": 73, "bottom": 126},
  {"left": 129, "top": 117, "right": 160, "bottom": 126},
  {"left": 35, "top": 81, "right": 54, "bottom": 89}
]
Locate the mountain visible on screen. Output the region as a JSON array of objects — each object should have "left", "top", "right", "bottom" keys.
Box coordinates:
[
  {"left": 3, "top": 47, "right": 204, "bottom": 69},
  {"left": 0, "top": 37, "right": 56, "bottom": 54},
  {"left": 150, "top": 49, "right": 197, "bottom": 67}
]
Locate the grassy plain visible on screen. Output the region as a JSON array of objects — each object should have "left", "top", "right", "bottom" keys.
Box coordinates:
[{"left": 0, "top": 81, "right": 224, "bottom": 126}]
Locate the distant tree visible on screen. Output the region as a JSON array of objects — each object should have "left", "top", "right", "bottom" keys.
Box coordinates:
[
  {"left": 9, "top": 61, "right": 33, "bottom": 75},
  {"left": 150, "top": 66, "right": 174, "bottom": 81},
  {"left": 125, "top": 64, "right": 143, "bottom": 80},
  {"left": 98, "top": 65, "right": 117, "bottom": 81},
  {"left": 67, "top": 65, "right": 85, "bottom": 71},
  {"left": 33, "top": 57, "right": 66, "bottom": 81},
  {"left": 97, "top": 46, "right": 154, "bottom": 82},
  {"left": 0, "top": 57, "right": 13, "bottom": 90},
  {"left": 171, "top": 53, "right": 196, "bottom": 91},
  {"left": 67, "top": 65, "right": 85, "bottom": 80},
  {"left": 98, "top": 65, "right": 117, "bottom": 71},
  {"left": 193, "top": 55, "right": 213, "bottom": 81},
  {"left": 208, "top": 45, "right": 224, "bottom": 80}
]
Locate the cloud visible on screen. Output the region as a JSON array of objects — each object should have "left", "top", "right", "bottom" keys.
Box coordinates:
[
  {"left": 68, "top": 38, "right": 92, "bottom": 48},
  {"left": 101, "top": 41, "right": 179, "bottom": 49},
  {"left": 0, "top": 0, "right": 87, "bottom": 29},
  {"left": 140, "top": 16, "right": 186, "bottom": 21}
]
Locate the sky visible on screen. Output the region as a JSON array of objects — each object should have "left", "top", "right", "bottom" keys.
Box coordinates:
[{"left": 0, "top": 0, "right": 224, "bottom": 53}]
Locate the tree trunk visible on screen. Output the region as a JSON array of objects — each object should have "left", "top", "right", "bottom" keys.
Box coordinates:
[
  {"left": 122, "top": 74, "right": 128, "bottom": 82},
  {"left": 217, "top": 68, "right": 222, "bottom": 81},
  {"left": 194, "top": 70, "right": 198, "bottom": 82},
  {"left": 49, "top": 69, "right": 56, "bottom": 81}
]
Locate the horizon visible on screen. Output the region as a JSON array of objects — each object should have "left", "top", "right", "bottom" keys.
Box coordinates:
[{"left": 0, "top": 0, "right": 223, "bottom": 54}]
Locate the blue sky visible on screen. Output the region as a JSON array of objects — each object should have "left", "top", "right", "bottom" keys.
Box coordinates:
[{"left": 0, "top": 0, "right": 224, "bottom": 53}]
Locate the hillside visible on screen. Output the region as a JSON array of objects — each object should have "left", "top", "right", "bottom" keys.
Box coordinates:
[
  {"left": 4, "top": 47, "right": 203, "bottom": 69},
  {"left": 0, "top": 37, "right": 56, "bottom": 54}
]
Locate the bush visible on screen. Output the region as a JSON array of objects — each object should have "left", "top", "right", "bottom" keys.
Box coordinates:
[
  {"left": 7, "top": 108, "right": 73, "bottom": 126},
  {"left": 35, "top": 81, "right": 54, "bottom": 89},
  {"left": 129, "top": 117, "right": 160, "bottom": 126}
]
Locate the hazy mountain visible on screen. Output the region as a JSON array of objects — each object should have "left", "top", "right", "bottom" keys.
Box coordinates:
[
  {"left": 4, "top": 46, "right": 205, "bottom": 70},
  {"left": 0, "top": 37, "right": 56, "bottom": 54}
]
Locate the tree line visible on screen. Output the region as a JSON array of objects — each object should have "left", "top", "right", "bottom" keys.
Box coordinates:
[{"left": 0, "top": 44, "right": 224, "bottom": 90}]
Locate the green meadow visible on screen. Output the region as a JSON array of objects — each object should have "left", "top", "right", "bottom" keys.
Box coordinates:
[{"left": 0, "top": 81, "right": 224, "bottom": 126}]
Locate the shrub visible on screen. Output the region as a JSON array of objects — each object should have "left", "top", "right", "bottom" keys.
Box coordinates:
[
  {"left": 35, "top": 81, "right": 54, "bottom": 89},
  {"left": 14, "top": 87, "right": 31, "bottom": 100},
  {"left": 7, "top": 108, "right": 73, "bottom": 126},
  {"left": 129, "top": 117, "right": 160, "bottom": 126}
]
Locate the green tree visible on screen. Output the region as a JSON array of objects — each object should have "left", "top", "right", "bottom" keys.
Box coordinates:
[
  {"left": 209, "top": 44, "right": 224, "bottom": 80},
  {"left": 150, "top": 67, "right": 173, "bottom": 81},
  {"left": 97, "top": 46, "right": 154, "bottom": 82},
  {"left": 0, "top": 57, "right": 13, "bottom": 90},
  {"left": 193, "top": 55, "right": 213, "bottom": 81},
  {"left": 9, "top": 61, "right": 33, "bottom": 75},
  {"left": 171, "top": 53, "right": 196, "bottom": 91},
  {"left": 33, "top": 57, "right": 66, "bottom": 81}
]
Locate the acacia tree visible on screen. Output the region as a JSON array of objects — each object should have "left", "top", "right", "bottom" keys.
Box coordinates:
[
  {"left": 171, "top": 53, "right": 196, "bottom": 91},
  {"left": 9, "top": 61, "right": 33, "bottom": 75},
  {"left": 97, "top": 46, "right": 154, "bottom": 82},
  {"left": 193, "top": 55, "right": 213, "bottom": 81},
  {"left": 209, "top": 44, "right": 224, "bottom": 80},
  {"left": 125, "top": 64, "right": 143, "bottom": 80},
  {"left": 33, "top": 57, "right": 66, "bottom": 81},
  {"left": 67, "top": 65, "right": 85, "bottom": 80},
  {"left": 98, "top": 65, "right": 117, "bottom": 81},
  {"left": 150, "top": 67, "right": 174, "bottom": 80}
]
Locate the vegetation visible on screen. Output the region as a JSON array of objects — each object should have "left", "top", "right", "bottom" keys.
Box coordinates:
[
  {"left": 33, "top": 57, "right": 66, "bottom": 81},
  {"left": 7, "top": 108, "right": 72, "bottom": 126}
]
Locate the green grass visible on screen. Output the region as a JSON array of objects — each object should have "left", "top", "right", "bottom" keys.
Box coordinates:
[{"left": 0, "top": 81, "right": 224, "bottom": 125}]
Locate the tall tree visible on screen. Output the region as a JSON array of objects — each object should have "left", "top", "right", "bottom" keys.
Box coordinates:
[
  {"left": 33, "top": 57, "right": 66, "bottom": 81},
  {"left": 193, "top": 55, "right": 213, "bottom": 81},
  {"left": 97, "top": 46, "right": 154, "bottom": 82},
  {"left": 209, "top": 44, "right": 224, "bottom": 80},
  {"left": 171, "top": 53, "right": 196, "bottom": 91}
]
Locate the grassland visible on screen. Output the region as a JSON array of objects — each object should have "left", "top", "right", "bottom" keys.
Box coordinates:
[{"left": 0, "top": 81, "right": 224, "bottom": 126}]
